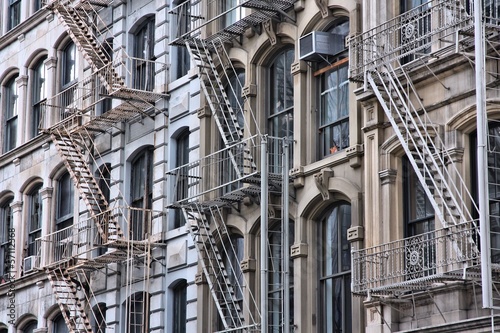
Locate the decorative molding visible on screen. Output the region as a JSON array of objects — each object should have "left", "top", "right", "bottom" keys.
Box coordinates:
[
  {"left": 313, "top": 168, "right": 334, "bottom": 201},
  {"left": 242, "top": 84, "right": 257, "bottom": 97},
  {"left": 16, "top": 75, "right": 28, "bottom": 87},
  {"left": 315, "top": 0, "right": 331, "bottom": 18},
  {"left": 290, "top": 166, "right": 304, "bottom": 188},
  {"left": 346, "top": 144, "right": 364, "bottom": 168},
  {"left": 197, "top": 106, "right": 211, "bottom": 119},
  {"left": 263, "top": 19, "right": 277, "bottom": 46},
  {"left": 379, "top": 169, "right": 397, "bottom": 185},
  {"left": 195, "top": 272, "right": 207, "bottom": 285},
  {"left": 347, "top": 226, "right": 364, "bottom": 242},
  {"left": 446, "top": 147, "right": 464, "bottom": 164},
  {"left": 240, "top": 258, "right": 256, "bottom": 273},
  {"left": 12, "top": 157, "right": 20, "bottom": 166},
  {"left": 291, "top": 61, "right": 307, "bottom": 76},
  {"left": 10, "top": 201, "right": 23, "bottom": 213},
  {"left": 290, "top": 243, "right": 308, "bottom": 259}
]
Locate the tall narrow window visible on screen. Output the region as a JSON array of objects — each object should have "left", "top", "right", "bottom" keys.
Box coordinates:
[
  {"left": 268, "top": 219, "right": 294, "bottom": 332},
  {"left": 403, "top": 157, "right": 435, "bottom": 278},
  {"left": 173, "top": 0, "right": 190, "bottom": 79},
  {"left": 96, "top": 40, "right": 113, "bottom": 116},
  {"left": 318, "top": 20, "right": 349, "bottom": 158},
  {"left": 223, "top": 0, "right": 241, "bottom": 27},
  {"left": 173, "top": 130, "right": 189, "bottom": 229},
  {"left": 32, "top": 58, "right": 47, "bottom": 138},
  {"left": 134, "top": 19, "right": 155, "bottom": 91},
  {"left": 91, "top": 303, "right": 107, "bottom": 333},
  {"left": 221, "top": 71, "right": 245, "bottom": 194},
  {"left": 0, "top": 198, "right": 13, "bottom": 283},
  {"left": 126, "top": 292, "right": 150, "bottom": 333},
  {"left": 57, "top": 173, "right": 74, "bottom": 230},
  {"left": 27, "top": 185, "right": 42, "bottom": 257},
  {"left": 4, "top": 76, "right": 19, "bottom": 153},
  {"left": 131, "top": 148, "right": 153, "bottom": 239},
  {"left": 269, "top": 49, "right": 294, "bottom": 172},
  {"left": 318, "top": 202, "right": 351, "bottom": 333},
  {"left": 61, "top": 42, "right": 78, "bottom": 112},
  {"left": 52, "top": 314, "right": 69, "bottom": 333},
  {"left": 8, "top": 0, "right": 21, "bottom": 30},
  {"left": 172, "top": 280, "right": 187, "bottom": 333}
]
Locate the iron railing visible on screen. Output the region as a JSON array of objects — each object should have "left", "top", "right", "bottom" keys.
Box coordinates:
[
  {"left": 348, "top": 0, "right": 473, "bottom": 81},
  {"left": 351, "top": 221, "right": 480, "bottom": 295}
]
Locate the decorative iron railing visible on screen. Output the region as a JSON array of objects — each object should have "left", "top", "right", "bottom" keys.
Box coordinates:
[
  {"left": 351, "top": 221, "right": 480, "bottom": 295},
  {"left": 348, "top": 0, "right": 473, "bottom": 81}
]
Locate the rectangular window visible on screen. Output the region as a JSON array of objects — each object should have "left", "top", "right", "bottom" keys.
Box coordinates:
[
  {"left": 0, "top": 201, "right": 13, "bottom": 283},
  {"left": 131, "top": 149, "right": 153, "bottom": 239},
  {"left": 134, "top": 19, "right": 155, "bottom": 91},
  {"left": 32, "top": 59, "right": 47, "bottom": 138},
  {"left": 4, "top": 77, "right": 18, "bottom": 153},
  {"left": 28, "top": 188, "right": 42, "bottom": 257},
  {"left": 8, "top": 0, "right": 21, "bottom": 30}
]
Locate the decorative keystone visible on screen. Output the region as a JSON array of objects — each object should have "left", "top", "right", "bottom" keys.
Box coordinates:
[{"left": 314, "top": 168, "right": 334, "bottom": 201}]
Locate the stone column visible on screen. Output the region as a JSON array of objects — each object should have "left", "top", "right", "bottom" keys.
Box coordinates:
[
  {"left": 10, "top": 201, "right": 22, "bottom": 280},
  {"left": 43, "top": 57, "right": 57, "bottom": 128},
  {"left": 39, "top": 187, "right": 53, "bottom": 267},
  {"left": 15, "top": 75, "right": 28, "bottom": 146}
]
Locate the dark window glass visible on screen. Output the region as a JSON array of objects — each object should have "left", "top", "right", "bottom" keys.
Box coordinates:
[
  {"left": 28, "top": 185, "right": 42, "bottom": 257},
  {"left": 96, "top": 40, "right": 113, "bottom": 116},
  {"left": 23, "top": 321, "right": 37, "bottom": 333},
  {"left": 173, "top": 0, "right": 190, "bottom": 79},
  {"left": 8, "top": 0, "right": 21, "bottom": 30},
  {"left": 0, "top": 199, "right": 13, "bottom": 283},
  {"left": 223, "top": 0, "right": 241, "bottom": 27},
  {"left": 62, "top": 43, "right": 77, "bottom": 88},
  {"left": 126, "top": 292, "right": 149, "bottom": 333},
  {"left": 57, "top": 172, "right": 74, "bottom": 229},
  {"left": 269, "top": 49, "right": 294, "bottom": 172},
  {"left": 92, "top": 303, "right": 106, "bottom": 333},
  {"left": 134, "top": 19, "right": 155, "bottom": 91},
  {"left": 32, "top": 58, "right": 47, "bottom": 138},
  {"left": 174, "top": 131, "right": 189, "bottom": 228},
  {"left": 173, "top": 281, "right": 187, "bottom": 333},
  {"left": 53, "top": 314, "right": 69, "bottom": 333},
  {"left": 4, "top": 76, "right": 19, "bottom": 152},
  {"left": 319, "top": 202, "right": 351, "bottom": 333},
  {"left": 131, "top": 149, "right": 153, "bottom": 239}
]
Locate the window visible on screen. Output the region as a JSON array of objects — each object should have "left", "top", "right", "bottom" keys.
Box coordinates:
[
  {"left": 131, "top": 148, "right": 153, "bottom": 239},
  {"left": 125, "top": 292, "right": 150, "bottom": 333},
  {"left": 400, "top": 0, "right": 432, "bottom": 62},
  {"left": 22, "top": 321, "right": 37, "bottom": 333},
  {"left": 217, "top": 234, "right": 244, "bottom": 330},
  {"left": 268, "top": 219, "right": 294, "bottom": 332},
  {"left": 4, "top": 75, "right": 19, "bottom": 152},
  {"left": 96, "top": 40, "right": 113, "bottom": 116},
  {"left": 57, "top": 172, "right": 74, "bottom": 230},
  {"left": 0, "top": 198, "right": 13, "bottom": 283},
  {"left": 221, "top": 71, "right": 245, "bottom": 194},
  {"left": 61, "top": 42, "right": 78, "bottom": 113},
  {"left": 318, "top": 202, "right": 351, "bottom": 333},
  {"left": 34, "top": 0, "right": 42, "bottom": 12},
  {"left": 403, "top": 157, "right": 435, "bottom": 278},
  {"left": 174, "top": 131, "right": 189, "bottom": 229},
  {"left": 269, "top": 49, "right": 294, "bottom": 172},
  {"left": 53, "top": 314, "right": 68, "bottom": 333},
  {"left": 91, "top": 303, "right": 106, "bottom": 333},
  {"left": 8, "top": 0, "right": 21, "bottom": 30},
  {"left": 223, "top": 0, "right": 241, "bottom": 27},
  {"left": 27, "top": 185, "right": 42, "bottom": 257},
  {"left": 134, "top": 19, "right": 155, "bottom": 91},
  {"left": 32, "top": 58, "right": 47, "bottom": 138},
  {"left": 471, "top": 122, "right": 500, "bottom": 263},
  {"left": 173, "top": 0, "right": 190, "bottom": 79},
  {"left": 172, "top": 280, "right": 187, "bottom": 333},
  {"left": 318, "top": 20, "right": 349, "bottom": 157}
]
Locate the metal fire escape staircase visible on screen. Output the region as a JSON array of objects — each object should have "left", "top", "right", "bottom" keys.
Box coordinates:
[
  {"left": 169, "top": 1, "right": 295, "bottom": 331},
  {"left": 348, "top": 0, "right": 483, "bottom": 296},
  {"left": 40, "top": 1, "right": 166, "bottom": 333}
]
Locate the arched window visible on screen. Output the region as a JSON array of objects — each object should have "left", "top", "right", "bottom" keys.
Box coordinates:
[
  {"left": 52, "top": 313, "right": 69, "bottom": 333},
  {"left": 317, "top": 19, "right": 349, "bottom": 158},
  {"left": 173, "top": 130, "right": 189, "bottom": 229},
  {"left": 318, "top": 201, "right": 351, "bottom": 333},
  {"left": 130, "top": 148, "right": 154, "bottom": 239},
  {"left": 0, "top": 197, "right": 13, "bottom": 283},
  {"left": 31, "top": 57, "right": 47, "bottom": 138},
  {"left": 125, "top": 292, "right": 150, "bottom": 333},
  {"left": 134, "top": 18, "right": 155, "bottom": 91},
  {"left": 91, "top": 303, "right": 107, "bottom": 333},
  {"left": 22, "top": 320, "right": 38, "bottom": 333},
  {"left": 4, "top": 75, "right": 19, "bottom": 153},
  {"left": 55, "top": 172, "right": 74, "bottom": 262},
  {"left": 62, "top": 42, "right": 77, "bottom": 89},
  {"left": 268, "top": 49, "right": 294, "bottom": 172},
  {"left": 172, "top": 280, "right": 187, "bottom": 333},
  {"left": 172, "top": 0, "right": 190, "bottom": 79},
  {"left": 27, "top": 184, "right": 43, "bottom": 258}
]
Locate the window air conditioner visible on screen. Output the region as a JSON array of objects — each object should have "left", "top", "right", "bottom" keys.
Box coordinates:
[
  {"left": 299, "top": 31, "right": 345, "bottom": 62},
  {"left": 23, "top": 255, "right": 39, "bottom": 273}
]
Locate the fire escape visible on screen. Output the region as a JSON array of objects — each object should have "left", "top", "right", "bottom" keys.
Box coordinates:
[
  {"left": 169, "top": 0, "right": 295, "bottom": 331},
  {"left": 36, "top": 0, "right": 166, "bottom": 332},
  {"left": 349, "top": 0, "right": 500, "bottom": 300}
]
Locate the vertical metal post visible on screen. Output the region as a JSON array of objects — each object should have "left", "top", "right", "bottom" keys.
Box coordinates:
[
  {"left": 261, "top": 136, "right": 268, "bottom": 333},
  {"left": 283, "top": 138, "right": 290, "bottom": 333},
  {"left": 474, "top": 0, "right": 493, "bottom": 309}
]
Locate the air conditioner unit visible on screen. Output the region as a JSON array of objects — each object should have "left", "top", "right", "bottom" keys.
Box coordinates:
[
  {"left": 23, "top": 256, "right": 39, "bottom": 273},
  {"left": 299, "top": 31, "right": 345, "bottom": 62}
]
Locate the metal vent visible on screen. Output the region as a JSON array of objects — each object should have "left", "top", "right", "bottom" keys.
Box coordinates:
[{"left": 299, "top": 31, "right": 344, "bottom": 62}]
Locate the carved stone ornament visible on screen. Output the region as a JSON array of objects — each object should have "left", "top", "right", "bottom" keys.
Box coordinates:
[
  {"left": 314, "top": 168, "right": 334, "bottom": 201},
  {"left": 263, "top": 19, "right": 277, "bottom": 46},
  {"left": 315, "top": 0, "right": 330, "bottom": 18}
]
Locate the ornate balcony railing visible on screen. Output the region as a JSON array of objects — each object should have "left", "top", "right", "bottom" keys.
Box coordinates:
[
  {"left": 352, "top": 221, "right": 480, "bottom": 295},
  {"left": 349, "top": 0, "right": 473, "bottom": 81}
]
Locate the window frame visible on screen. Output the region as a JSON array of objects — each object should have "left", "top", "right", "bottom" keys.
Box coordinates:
[
  {"left": 173, "top": 130, "right": 189, "bottom": 229},
  {"left": 125, "top": 292, "right": 150, "bottom": 333},
  {"left": 31, "top": 57, "right": 47, "bottom": 138},
  {"left": 56, "top": 172, "right": 74, "bottom": 230},
  {"left": 317, "top": 201, "right": 352, "bottom": 333},
  {"left": 172, "top": 0, "right": 190, "bottom": 79},
  {"left": 27, "top": 184, "right": 43, "bottom": 257},
  {"left": 4, "top": 75, "right": 19, "bottom": 153},
  {"left": 133, "top": 18, "right": 155, "bottom": 91},
  {"left": 8, "top": 0, "right": 21, "bottom": 30},
  {"left": 0, "top": 198, "right": 13, "bottom": 283},
  {"left": 130, "top": 148, "right": 154, "bottom": 239},
  {"left": 172, "top": 280, "right": 187, "bottom": 333}
]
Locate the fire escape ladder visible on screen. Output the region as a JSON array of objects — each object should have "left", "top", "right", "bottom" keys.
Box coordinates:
[
  {"left": 47, "top": 267, "right": 94, "bottom": 333},
  {"left": 50, "top": 3, "right": 121, "bottom": 94},
  {"left": 184, "top": 203, "right": 248, "bottom": 330},
  {"left": 50, "top": 127, "right": 123, "bottom": 243},
  {"left": 367, "top": 63, "right": 478, "bottom": 254}
]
